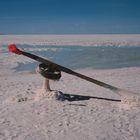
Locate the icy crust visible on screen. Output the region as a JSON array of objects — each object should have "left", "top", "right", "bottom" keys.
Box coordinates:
[
  {"left": 1, "top": 41, "right": 140, "bottom": 139},
  {"left": 1, "top": 34, "right": 140, "bottom": 46}
]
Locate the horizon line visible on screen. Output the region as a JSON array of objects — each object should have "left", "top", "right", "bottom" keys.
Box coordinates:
[{"left": 1, "top": 33, "right": 140, "bottom": 35}]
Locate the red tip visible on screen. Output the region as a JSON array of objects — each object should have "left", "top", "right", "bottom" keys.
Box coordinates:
[{"left": 8, "top": 44, "right": 22, "bottom": 55}]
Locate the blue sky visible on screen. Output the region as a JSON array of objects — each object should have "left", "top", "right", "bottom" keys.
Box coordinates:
[{"left": 0, "top": 0, "right": 140, "bottom": 34}]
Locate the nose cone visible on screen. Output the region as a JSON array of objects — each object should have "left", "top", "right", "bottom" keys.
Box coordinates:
[{"left": 8, "top": 44, "right": 22, "bottom": 55}]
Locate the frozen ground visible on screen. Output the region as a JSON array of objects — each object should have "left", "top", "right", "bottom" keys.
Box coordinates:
[
  {"left": 1, "top": 34, "right": 140, "bottom": 46},
  {"left": 0, "top": 36, "right": 140, "bottom": 140}
]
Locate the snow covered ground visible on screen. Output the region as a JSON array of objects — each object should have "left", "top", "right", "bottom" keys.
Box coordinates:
[
  {"left": 1, "top": 34, "right": 140, "bottom": 46},
  {"left": 0, "top": 35, "right": 140, "bottom": 140}
]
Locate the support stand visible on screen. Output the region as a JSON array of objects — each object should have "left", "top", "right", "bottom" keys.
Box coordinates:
[
  {"left": 34, "top": 63, "right": 62, "bottom": 101},
  {"left": 42, "top": 78, "right": 51, "bottom": 92}
]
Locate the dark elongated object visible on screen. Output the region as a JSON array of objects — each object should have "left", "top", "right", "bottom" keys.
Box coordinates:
[
  {"left": 38, "top": 63, "right": 61, "bottom": 80},
  {"left": 8, "top": 44, "right": 121, "bottom": 93}
]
